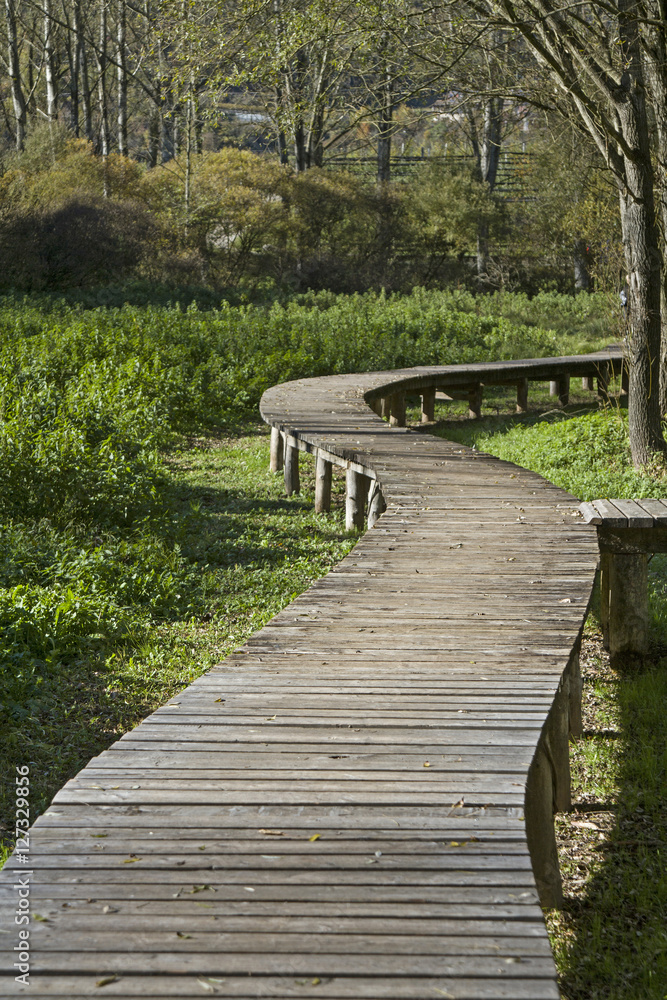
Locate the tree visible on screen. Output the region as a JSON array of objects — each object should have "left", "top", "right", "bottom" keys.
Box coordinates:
[{"left": 457, "top": 0, "right": 667, "bottom": 467}]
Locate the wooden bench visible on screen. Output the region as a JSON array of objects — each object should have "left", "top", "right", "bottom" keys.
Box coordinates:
[
  {"left": 0, "top": 349, "right": 622, "bottom": 1000},
  {"left": 579, "top": 498, "right": 667, "bottom": 664}
]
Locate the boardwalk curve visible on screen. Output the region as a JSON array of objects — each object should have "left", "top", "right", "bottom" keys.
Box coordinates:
[{"left": 1, "top": 349, "right": 622, "bottom": 998}]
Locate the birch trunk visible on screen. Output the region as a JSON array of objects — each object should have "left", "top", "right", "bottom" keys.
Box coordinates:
[
  {"left": 5, "top": 0, "right": 27, "bottom": 150},
  {"left": 117, "top": 0, "right": 128, "bottom": 155}
]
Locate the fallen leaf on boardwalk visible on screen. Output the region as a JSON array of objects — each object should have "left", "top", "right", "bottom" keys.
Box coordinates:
[
  {"left": 433, "top": 989, "right": 455, "bottom": 998},
  {"left": 423, "top": 761, "right": 431, "bottom": 767},
  {"left": 265, "top": 715, "right": 277, "bottom": 721},
  {"left": 259, "top": 829, "right": 284, "bottom": 836},
  {"left": 197, "top": 979, "right": 216, "bottom": 993},
  {"left": 309, "top": 834, "right": 321, "bottom": 841},
  {"left": 449, "top": 841, "right": 460, "bottom": 847},
  {"left": 122, "top": 857, "right": 141, "bottom": 864},
  {"left": 452, "top": 797, "right": 465, "bottom": 808},
  {"left": 449, "top": 543, "right": 462, "bottom": 549},
  {"left": 33, "top": 914, "right": 48, "bottom": 921},
  {"left": 96, "top": 976, "right": 118, "bottom": 988},
  {"left": 214, "top": 698, "right": 225, "bottom": 703},
  {"left": 176, "top": 932, "right": 192, "bottom": 938},
  {"left": 312, "top": 978, "right": 322, "bottom": 985},
  {"left": 186, "top": 885, "right": 215, "bottom": 894},
  {"left": 559, "top": 598, "right": 572, "bottom": 604},
  {"left": 102, "top": 906, "right": 118, "bottom": 914},
  {"left": 198, "top": 845, "right": 207, "bottom": 850}
]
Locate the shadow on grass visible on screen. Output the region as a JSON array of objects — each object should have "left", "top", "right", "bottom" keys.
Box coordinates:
[{"left": 552, "top": 595, "right": 667, "bottom": 999}]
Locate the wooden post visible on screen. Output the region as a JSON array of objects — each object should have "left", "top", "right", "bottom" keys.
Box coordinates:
[
  {"left": 544, "top": 686, "right": 572, "bottom": 813},
  {"left": 421, "top": 386, "right": 435, "bottom": 423},
  {"left": 566, "top": 644, "right": 583, "bottom": 740},
  {"left": 269, "top": 426, "right": 284, "bottom": 472},
  {"left": 597, "top": 363, "right": 609, "bottom": 403},
  {"left": 525, "top": 743, "right": 563, "bottom": 909},
  {"left": 582, "top": 376, "right": 594, "bottom": 391},
  {"left": 367, "top": 479, "right": 386, "bottom": 527},
  {"left": 346, "top": 469, "right": 369, "bottom": 530},
  {"left": 599, "top": 553, "right": 611, "bottom": 651},
  {"left": 549, "top": 380, "right": 559, "bottom": 397},
  {"left": 516, "top": 378, "right": 528, "bottom": 414},
  {"left": 381, "top": 397, "right": 391, "bottom": 419},
  {"left": 389, "top": 393, "right": 406, "bottom": 427},
  {"left": 608, "top": 552, "right": 649, "bottom": 664},
  {"left": 369, "top": 397, "right": 383, "bottom": 417},
  {"left": 557, "top": 375, "right": 570, "bottom": 407},
  {"left": 284, "top": 437, "right": 300, "bottom": 496},
  {"left": 468, "top": 383, "right": 482, "bottom": 419},
  {"left": 621, "top": 362, "right": 629, "bottom": 403},
  {"left": 315, "top": 453, "right": 332, "bottom": 513}
]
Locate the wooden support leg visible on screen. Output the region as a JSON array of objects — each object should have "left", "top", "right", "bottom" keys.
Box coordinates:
[
  {"left": 421, "top": 386, "right": 435, "bottom": 423},
  {"left": 381, "top": 397, "right": 391, "bottom": 419},
  {"left": 314, "top": 453, "right": 332, "bottom": 513},
  {"left": 599, "top": 553, "right": 611, "bottom": 651},
  {"left": 621, "top": 362, "right": 629, "bottom": 404},
  {"left": 346, "top": 469, "right": 369, "bottom": 531},
  {"left": 389, "top": 393, "right": 406, "bottom": 427},
  {"left": 284, "top": 437, "right": 300, "bottom": 496},
  {"left": 597, "top": 364, "right": 610, "bottom": 404},
  {"left": 566, "top": 645, "right": 583, "bottom": 740},
  {"left": 549, "top": 380, "right": 559, "bottom": 397},
  {"left": 544, "top": 686, "right": 572, "bottom": 813},
  {"left": 269, "top": 426, "right": 284, "bottom": 472},
  {"left": 557, "top": 375, "right": 570, "bottom": 407},
  {"left": 369, "top": 397, "right": 383, "bottom": 417},
  {"left": 608, "top": 552, "right": 649, "bottom": 665},
  {"left": 525, "top": 743, "right": 563, "bottom": 909},
  {"left": 468, "top": 383, "right": 482, "bottom": 419},
  {"left": 367, "top": 480, "right": 386, "bottom": 527},
  {"left": 582, "top": 376, "right": 594, "bottom": 391},
  {"left": 516, "top": 378, "right": 528, "bottom": 414}
]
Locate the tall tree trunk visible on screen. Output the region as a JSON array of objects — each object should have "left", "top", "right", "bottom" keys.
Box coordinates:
[
  {"left": 474, "top": 96, "right": 503, "bottom": 278},
  {"left": 74, "top": 0, "right": 93, "bottom": 139},
  {"left": 148, "top": 97, "right": 161, "bottom": 167},
  {"left": 116, "top": 0, "right": 128, "bottom": 155},
  {"left": 377, "top": 35, "right": 392, "bottom": 184},
  {"left": 643, "top": 4, "right": 667, "bottom": 414},
  {"left": 617, "top": 2, "right": 664, "bottom": 464},
  {"left": 97, "top": 0, "right": 110, "bottom": 195},
  {"left": 43, "top": 0, "right": 58, "bottom": 123},
  {"left": 64, "top": 1, "right": 80, "bottom": 135},
  {"left": 292, "top": 47, "right": 308, "bottom": 172},
  {"left": 5, "top": 0, "right": 27, "bottom": 150}
]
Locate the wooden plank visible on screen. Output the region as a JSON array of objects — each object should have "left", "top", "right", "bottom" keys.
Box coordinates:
[
  {"left": 636, "top": 498, "right": 667, "bottom": 524},
  {"left": 0, "top": 974, "right": 561, "bottom": 998},
  {"left": 589, "top": 498, "right": 628, "bottom": 526},
  {"left": 578, "top": 501, "right": 602, "bottom": 524},
  {"left": 606, "top": 498, "right": 654, "bottom": 527}
]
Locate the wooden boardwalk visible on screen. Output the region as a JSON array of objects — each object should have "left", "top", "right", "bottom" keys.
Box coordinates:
[{"left": 1, "top": 350, "right": 622, "bottom": 998}]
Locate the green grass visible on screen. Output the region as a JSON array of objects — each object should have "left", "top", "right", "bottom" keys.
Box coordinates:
[{"left": 0, "top": 428, "right": 355, "bottom": 847}]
